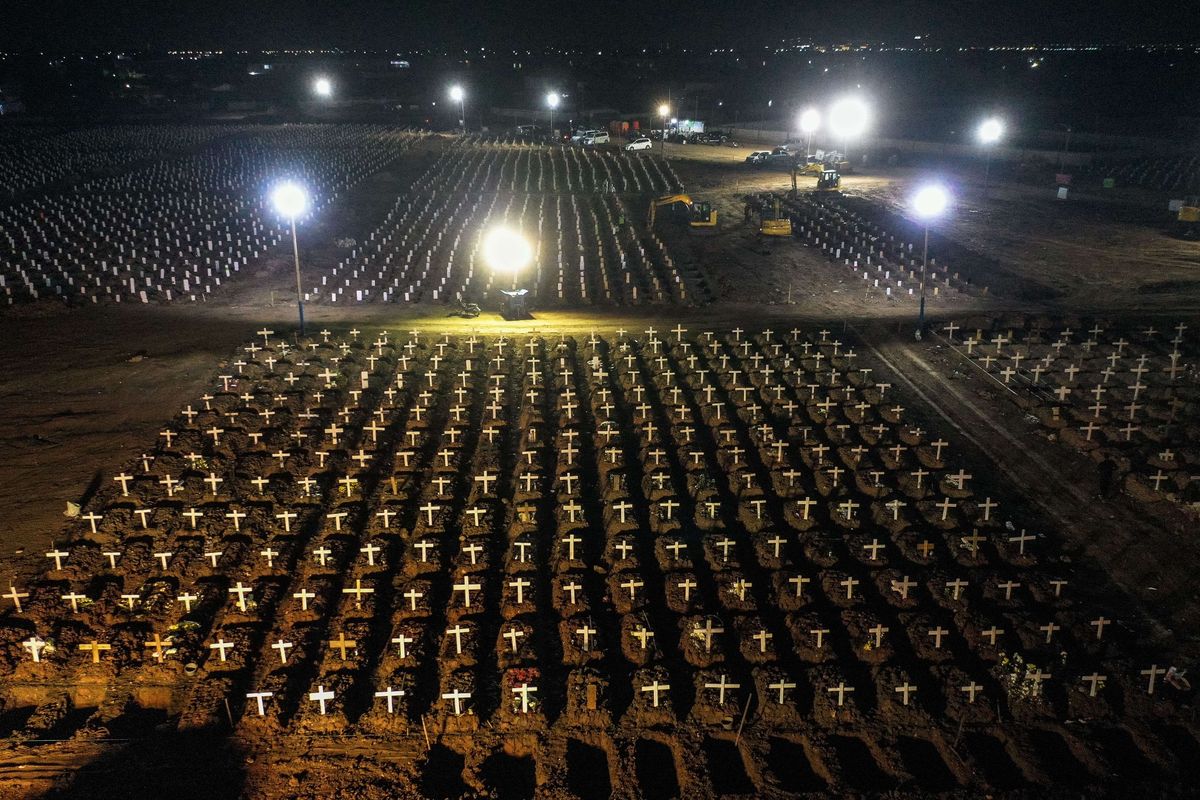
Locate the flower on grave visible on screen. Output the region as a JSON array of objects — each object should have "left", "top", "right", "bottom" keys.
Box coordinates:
[
  {"left": 507, "top": 666, "right": 541, "bottom": 686},
  {"left": 167, "top": 621, "right": 201, "bottom": 633}
]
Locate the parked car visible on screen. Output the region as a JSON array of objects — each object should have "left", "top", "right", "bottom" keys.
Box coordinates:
[
  {"left": 582, "top": 131, "right": 610, "bottom": 145},
  {"left": 695, "top": 131, "right": 729, "bottom": 145},
  {"left": 745, "top": 150, "right": 771, "bottom": 165},
  {"left": 625, "top": 137, "right": 653, "bottom": 151}
]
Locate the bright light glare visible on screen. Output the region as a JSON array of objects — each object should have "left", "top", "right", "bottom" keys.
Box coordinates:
[
  {"left": 546, "top": 92, "right": 560, "bottom": 109},
  {"left": 313, "top": 76, "right": 332, "bottom": 97},
  {"left": 449, "top": 85, "right": 465, "bottom": 102},
  {"left": 799, "top": 108, "right": 821, "bottom": 134},
  {"left": 271, "top": 182, "right": 308, "bottom": 218},
  {"left": 657, "top": 103, "right": 670, "bottom": 117},
  {"left": 912, "top": 184, "right": 949, "bottom": 219},
  {"left": 977, "top": 117, "right": 1004, "bottom": 144},
  {"left": 482, "top": 227, "right": 533, "bottom": 274},
  {"left": 829, "top": 97, "right": 870, "bottom": 139}
]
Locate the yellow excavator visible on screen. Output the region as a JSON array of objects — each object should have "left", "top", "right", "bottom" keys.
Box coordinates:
[
  {"left": 790, "top": 161, "right": 841, "bottom": 196},
  {"left": 1175, "top": 196, "right": 1200, "bottom": 239},
  {"left": 748, "top": 194, "right": 792, "bottom": 237},
  {"left": 648, "top": 194, "right": 717, "bottom": 228}
]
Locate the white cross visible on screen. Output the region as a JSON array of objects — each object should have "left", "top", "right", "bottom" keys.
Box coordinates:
[
  {"left": 45, "top": 549, "right": 69, "bottom": 570},
  {"left": 704, "top": 674, "right": 741, "bottom": 704},
  {"left": 23, "top": 635, "right": 47, "bottom": 662},
  {"left": 769, "top": 680, "right": 796, "bottom": 704},
  {"left": 375, "top": 686, "right": 406, "bottom": 714},
  {"left": 827, "top": 682, "right": 855, "bottom": 707},
  {"left": 309, "top": 685, "right": 335, "bottom": 715},
  {"left": 442, "top": 689, "right": 472, "bottom": 716},
  {"left": 209, "top": 639, "right": 234, "bottom": 662},
  {"left": 509, "top": 577, "right": 531, "bottom": 605},
  {"left": 246, "top": 691, "right": 273, "bottom": 716},
  {"left": 228, "top": 582, "right": 253, "bottom": 612},
  {"left": 641, "top": 681, "right": 670, "bottom": 707},
  {"left": 454, "top": 578, "right": 481, "bottom": 607},
  {"left": 272, "top": 639, "right": 294, "bottom": 664},
  {"left": 512, "top": 683, "right": 538, "bottom": 713},
  {"left": 1141, "top": 664, "right": 1167, "bottom": 695},
  {"left": 391, "top": 633, "right": 414, "bottom": 658},
  {"left": 4, "top": 585, "right": 29, "bottom": 612}
]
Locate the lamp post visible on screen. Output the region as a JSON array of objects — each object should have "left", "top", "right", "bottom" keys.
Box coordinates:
[
  {"left": 829, "top": 96, "right": 870, "bottom": 164},
  {"left": 271, "top": 181, "right": 310, "bottom": 336},
  {"left": 977, "top": 117, "right": 1003, "bottom": 195},
  {"left": 799, "top": 108, "right": 820, "bottom": 159},
  {"left": 449, "top": 85, "right": 466, "bottom": 133},
  {"left": 911, "top": 184, "right": 949, "bottom": 338},
  {"left": 658, "top": 103, "right": 670, "bottom": 158},
  {"left": 546, "top": 92, "right": 560, "bottom": 142},
  {"left": 312, "top": 76, "right": 333, "bottom": 98}
]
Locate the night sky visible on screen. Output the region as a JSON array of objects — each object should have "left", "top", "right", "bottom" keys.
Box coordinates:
[{"left": 2, "top": 0, "right": 1195, "bottom": 51}]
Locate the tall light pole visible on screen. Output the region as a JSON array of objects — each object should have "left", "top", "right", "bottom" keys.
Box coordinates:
[
  {"left": 977, "top": 117, "right": 1003, "bottom": 195},
  {"left": 658, "top": 103, "right": 670, "bottom": 158},
  {"left": 1057, "top": 124, "right": 1072, "bottom": 171},
  {"left": 829, "top": 96, "right": 870, "bottom": 164},
  {"left": 546, "top": 91, "right": 560, "bottom": 142},
  {"left": 271, "top": 181, "right": 310, "bottom": 336},
  {"left": 799, "top": 108, "right": 820, "bottom": 159},
  {"left": 449, "top": 85, "right": 466, "bottom": 133},
  {"left": 911, "top": 184, "right": 949, "bottom": 338}
]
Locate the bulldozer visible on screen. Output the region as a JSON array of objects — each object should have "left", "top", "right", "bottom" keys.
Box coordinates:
[
  {"left": 1174, "top": 196, "right": 1200, "bottom": 239},
  {"left": 745, "top": 193, "right": 793, "bottom": 237},
  {"left": 648, "top": 194, "right": 717, "bottom": 229}
]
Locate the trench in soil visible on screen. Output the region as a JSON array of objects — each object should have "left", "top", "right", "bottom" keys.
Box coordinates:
[{"left": 566, "top": 738, "right": 613, "bottom": 800}]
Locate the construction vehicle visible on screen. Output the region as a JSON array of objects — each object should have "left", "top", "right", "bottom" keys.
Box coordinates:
[
  {"left": 648, "top": 194, "right": 717, "bottom": 229},
  {"left": 745, "top": 193, "right": 793, "bottom": 237},
  {"left": 1175, "top": 196, "right": 1200, "bottom": 239},
  {"left": 789, "top": 160, "right": 841, "bottom": 195}
]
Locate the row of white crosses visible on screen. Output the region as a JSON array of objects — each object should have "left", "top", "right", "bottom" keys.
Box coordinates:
[
  {"left": 0, "top": 125, "right": 426, "bottom": 306},
  {"left": 1098, "top": 154, "right": 1200, "bottom": 193},
  {"left": 3, "top": 328, "right": 1149, "bottom": 726},
  {"left": 313, "top": 144, "right": 688, "bottom": 307},
  {"left": 13, "top": 328, "right": 414, "bottom": 648},
  {"left": 432, "top": 135, "right": 681, "bottom": 195},
  {"left": 783, "top": 193, "right": 970, "bottom": 302},
  {"left": 946, "top": 319, "right": 1193, "bottom": 494},
  {"left": 0, "top": 124, "right": 253, "bottom": 196}
]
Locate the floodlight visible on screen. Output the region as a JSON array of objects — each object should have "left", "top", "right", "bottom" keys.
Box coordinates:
[
  {"left": 978, "top": 117, "right": 1003, "bottom": 145},
  {"left": 271, "top": 182, "right": 308, "bottom": 219},
  {"left": 912, "top": 184, "right": 949, "bottom": 219},
  {"left": 483, "top": 227, "right": 533, "bottom": 275},
  {"left": 828, "top": 97, "right": 870, "bottom": 140},
  {"left": 546, "top": 92, "right": 560, "bottom": 109},
  {"left": 658, "top": 104, "right": 669, "bottom": 117},
  {"left": 313, "top": 76, "right": 333, "bottom": 97},
  {"left": 799, "top": 108, "right": 821, "bottom": 134},
  {"left": 449, "top": 85, "right": 465, "bottom": 102}
]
